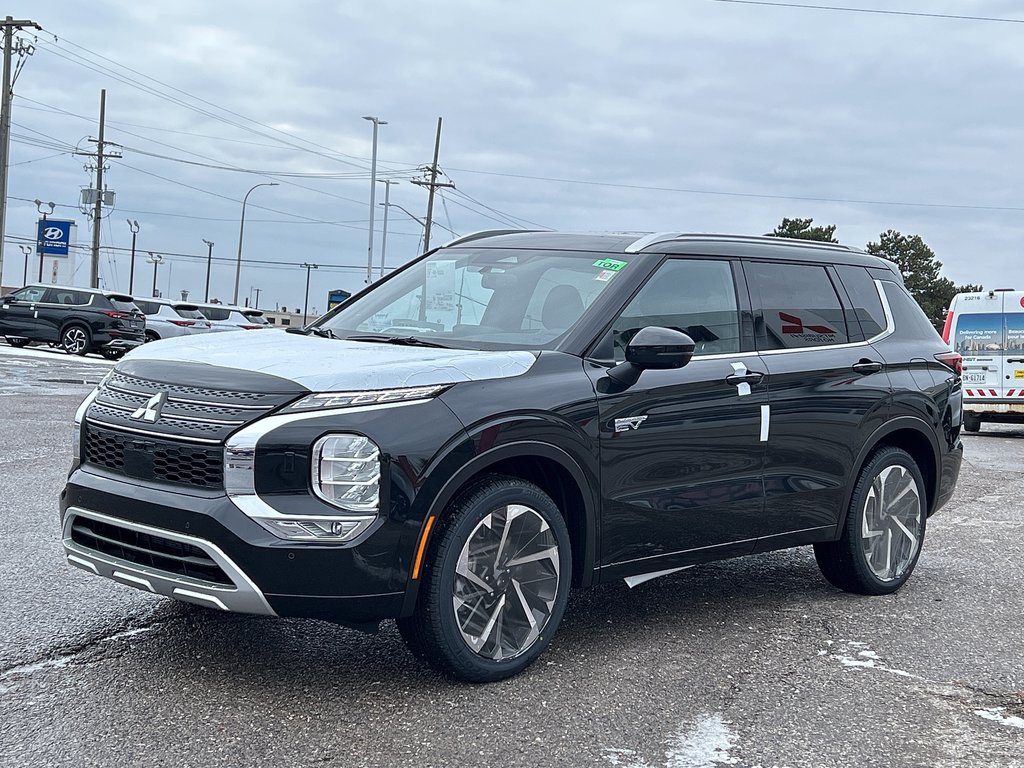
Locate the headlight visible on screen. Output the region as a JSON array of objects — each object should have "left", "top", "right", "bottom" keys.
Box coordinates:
[
  {"left": 282, "top": 385, "right": 447, "bottom": 413},
  {"left": 312, "top": 434, "right": 380, "bottom": 512}
]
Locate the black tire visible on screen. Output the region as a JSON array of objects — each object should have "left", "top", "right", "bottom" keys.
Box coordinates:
[
  {"left": 963, "top": 415, "right": 981, "bottom": 433},
  {"left": 814, "top": 446, "right": 926, "bottom": 595},
  {"left": 397, "top": 474, "right": 572, "bottom": 683},
  {"left": 144, "top": 331, "right": 159, "bottom": 343},
  {"left": 101, "top": 348, "right": 125, "bottom": 361},
  {"left": 61, "top": 324, "right": 91, "bottom": 356},
  {"left": 5, "top": 336, "right": 29, "bottom": 348}
]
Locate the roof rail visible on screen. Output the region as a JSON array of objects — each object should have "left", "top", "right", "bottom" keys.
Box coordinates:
[
  {"left": 625, "top": 232, "right": 859, "bottom": 253},
  {"left": 441, "top": 229, "right": 541, "bottom": 248}
]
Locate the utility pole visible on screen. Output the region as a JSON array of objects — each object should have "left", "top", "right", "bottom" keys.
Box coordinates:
[
  {"left": 202, "top": 238, "right": 214, "bottom": 301},
  {"left": 147, "top": 252, "right": 162, "bottom": 298},
  {"left": 301, "top": 262, "right": 318, "bottom": 325},
  {"left": 253, "top": 287, "right": 261, "bottom": 309},
  {"left": 0, "top": 16, "right": 40, "bottom": 290},
  {"left": 127, "top": 219, "right": 139, "bottom": 295},
  {"left": 74, "top": 89, "right": 121, "bottom": 289},
  {"left": 18, "top": 243, "right": 30, "bottom": 284},
  {"left": 411, "top": 117, "right": 454, "bottom": 254},
  {"left": 378, "top": 179, "right": 396, "bottom": 279},
  {"left": 34, "top": 199, "right": 53, "bottom": 281}
]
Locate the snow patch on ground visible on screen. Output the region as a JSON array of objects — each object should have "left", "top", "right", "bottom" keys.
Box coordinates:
[
  {"left": 0, "top": 344, "right": 113, "bottom": 366},
  {"left": 604, "top": 714, "right": 739, "bottom": 767},
  {"left": 824, "top": 639, "right": 916, "bottom": 679},
  {"left": 974, "top": 708, "right": 1024, "bottom": 730}
]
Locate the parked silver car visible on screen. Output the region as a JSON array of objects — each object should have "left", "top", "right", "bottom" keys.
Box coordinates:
[
  {"left": 193, "top": 303, "right": 270, "bottom": 332},
  {"left": 133, "top": 299, "right": 213, "bottom": 341}
]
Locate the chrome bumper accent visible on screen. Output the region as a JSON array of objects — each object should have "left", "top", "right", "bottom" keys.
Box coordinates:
[
  {"left": 62, "top": 507, "right": 276, "bottom": 616},
  {"left": 103, "top": 338, "right": 144, "bottom": 350}
]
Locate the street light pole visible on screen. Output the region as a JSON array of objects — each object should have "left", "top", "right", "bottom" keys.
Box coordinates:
[
  {"left": 127, "top": 219, "right": 139, "bottom": 295},
  {"left": 34, "top": 199, "right": 54, "bottom": 282},
  {"left": 233, "top": 182, "right": 278, "bottom": 305},
  {"left": 147, "top": 252, "right": 162, "bottom": 298},
  {"left": 301, "top": 262, "right": 318, "bottom": 325},
  {"left": 202, "top": 238, "right": 214, "bottom": 301},
  {"left": 18, "top": 244, "right": 30, "bottom": 284},
  {"left": 378, "top": 179, "right": 396, "bottom": 279},
  {"left": 362, "top": 116, "right": 387, "bottom": 285}
]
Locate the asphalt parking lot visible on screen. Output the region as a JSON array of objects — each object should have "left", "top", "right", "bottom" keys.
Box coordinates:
[{"left": 0, "top": 344, "right": 1022, "bottom": 768}]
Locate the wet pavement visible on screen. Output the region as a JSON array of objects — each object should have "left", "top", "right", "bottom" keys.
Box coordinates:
[{"left": 1, "top": 344, "right": 1021, "bottom": 767}]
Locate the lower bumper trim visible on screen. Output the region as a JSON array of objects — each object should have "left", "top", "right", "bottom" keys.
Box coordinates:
[{"left": 63, "top": 507, "right": 276, "bottom": 617}]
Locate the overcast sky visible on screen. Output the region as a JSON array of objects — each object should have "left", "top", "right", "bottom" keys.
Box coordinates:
[{"left": 4, "top": 0, "right": 1023, "bottom": 311}]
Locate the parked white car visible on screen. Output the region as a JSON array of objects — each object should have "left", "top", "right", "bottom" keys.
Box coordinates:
[
  {"left": 194, "top": 303, "right": 270, "bottom": 332},
  {"left": 133, "top": 298, "right": 214, "bottom": 341}
]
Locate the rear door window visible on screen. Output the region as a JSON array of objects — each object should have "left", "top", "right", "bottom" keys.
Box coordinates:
[
  {"left": 45, "top": 288, "right": 92, "bottom": 306},
  {"left": 747, "top": 262, "right": 850, "bottom": 349}
]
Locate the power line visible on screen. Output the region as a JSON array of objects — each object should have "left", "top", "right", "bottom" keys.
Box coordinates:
[
  {"left": 447, "top": 167, "right": 1024, "bottom": 214},
  {"left": 710, "top": 0, "right": 1024, "bottom": 24}
]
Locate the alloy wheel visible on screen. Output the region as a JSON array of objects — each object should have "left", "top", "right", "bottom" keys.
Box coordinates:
[
  {"left": 860, "top": 464, "right": 922, "bottom": 582},
  {"left": 452, "top": 503, "right": 561, "bottom": 661},
  {"left": 63, "top": 327, "right": 88, "bottom": 355}
]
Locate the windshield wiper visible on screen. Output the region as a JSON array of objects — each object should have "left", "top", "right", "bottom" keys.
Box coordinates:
[
  {"left": 286, "top": 326, "right": 337, "bottom": 339},
  {"left": 344, "top": 334, "right": 449, "bottom": 349}
]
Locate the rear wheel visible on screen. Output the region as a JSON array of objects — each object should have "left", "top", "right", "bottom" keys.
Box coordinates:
[
  {"left": 963, "top": 414, "right": 981, "bottom": 433},
  {"left": 144, "top": 330, "right": 159, "bottom": 343},
  {"left": 397, "top": 475, "right": 571, "bottom": 683},
  {"left": 814, "top": 446, "right": 926, "bottom": 595},
  {"left": 61, "top": 325, "right": 91, "bottom": 356}
]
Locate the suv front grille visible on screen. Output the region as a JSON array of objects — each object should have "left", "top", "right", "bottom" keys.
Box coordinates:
[
  {"left": 84, "top": 424, "right": 224, "bottom": 488},
  {"left": 69, "top": 515, "right": 232, "bottom": 585}
]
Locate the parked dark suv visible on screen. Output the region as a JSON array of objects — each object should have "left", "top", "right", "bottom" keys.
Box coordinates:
[
  {"left": 60, "top": 231, "right": 963, "bottom": 681},
  {"left": 1, "top": 284, "right": 145, "bottom": 359}
]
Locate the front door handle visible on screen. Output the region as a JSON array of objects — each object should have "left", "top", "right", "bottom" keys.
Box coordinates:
[
  {"left": 1008, "top": 358, "right": 1024, "bottom": 364},
  {"left": 852, "top": 359, "right": 884, "bottom": 374},
  {"left": 725, "top": 371, "right": 765, "bottom": 386}
]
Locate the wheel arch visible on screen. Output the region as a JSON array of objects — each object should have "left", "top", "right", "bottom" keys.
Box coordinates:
[
  {"left": 839, "top": 416, "right": 940, "bottom": 533},
  {"left": 401, "top": 440, "right": 598, "bottom": 616}
]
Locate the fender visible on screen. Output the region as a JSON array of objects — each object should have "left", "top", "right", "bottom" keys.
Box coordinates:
[
  {"left": 834, "top": 414, "right": 941, "bottom": 536},
  {"left": 398, "top": 438, "right": 599, "bottom": 616}
]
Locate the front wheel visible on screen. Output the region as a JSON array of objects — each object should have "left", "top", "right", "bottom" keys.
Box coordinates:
[
  {"left": 397, "top": 475, "right": 571, "bottom": 683},
  {"left": 61, "top": 325, "right": 91, "bottom": 356},
  {"left": 814, "top": 446, "right": 926, "bottom": 595}
]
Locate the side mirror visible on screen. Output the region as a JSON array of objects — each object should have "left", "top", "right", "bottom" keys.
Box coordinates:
[
  {"left": 2, "top": 295, "right": 17, "bottom": 303},
  {"left": 606, "top": 327, "right": 695, "bottom": 388}
]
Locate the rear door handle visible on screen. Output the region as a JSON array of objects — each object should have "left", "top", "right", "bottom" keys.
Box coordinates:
[{"left": 852, "top": 360, "right": 884, "bottom": 374}]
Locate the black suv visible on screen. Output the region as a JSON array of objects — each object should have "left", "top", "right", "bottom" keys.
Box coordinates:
[
  {"left": 1, "top": 284, "right": 145, "bottom": 359},
  {"left": 60, "top": 232, "right": 963, "bottom": 682}
]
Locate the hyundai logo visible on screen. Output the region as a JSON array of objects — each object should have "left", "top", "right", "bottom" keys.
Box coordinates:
[{"left": 43, "top": 226, "right": 65, "bottom": 240}]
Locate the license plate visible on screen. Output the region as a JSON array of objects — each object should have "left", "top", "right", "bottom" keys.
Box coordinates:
[
  {"left": 130, "top": 320, "right": 143, "bottom": 328},
  {"left": 963, "top": 372, "right": 986, "bottom": 383}
]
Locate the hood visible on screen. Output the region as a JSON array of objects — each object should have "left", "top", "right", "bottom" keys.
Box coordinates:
[{"left": 121, "top": 332, "right": 537, "bottom": 392}]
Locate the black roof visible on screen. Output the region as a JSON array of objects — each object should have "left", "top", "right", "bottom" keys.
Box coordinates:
[{"left": 442, "top": 230, "right": 893, "bottom": 270}]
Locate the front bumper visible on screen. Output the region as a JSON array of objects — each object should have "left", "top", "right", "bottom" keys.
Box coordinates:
[
  {"left": 60, "top": 466, "right": 407, "bottom": 625},
  {"left": 63, "top": 507, "right": 276, "bottom": 615}
]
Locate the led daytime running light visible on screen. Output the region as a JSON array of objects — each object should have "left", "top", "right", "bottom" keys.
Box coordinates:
[{"left": 284, "top": 385, "right": 447, "bottom": 412}]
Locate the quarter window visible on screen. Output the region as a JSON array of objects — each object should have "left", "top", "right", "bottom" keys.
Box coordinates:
[
  {"left": 836, "top": 265, "right": 887, "bottom": 339},
  {"left": 611, "top": 258, "right": 740, "bottom": 362},
  {"left": 748, "top": 262, "right": 850, "bottom": 349}
]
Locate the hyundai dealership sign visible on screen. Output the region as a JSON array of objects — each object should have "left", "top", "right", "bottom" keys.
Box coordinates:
[{"left": 37, "top": 219, "right": 74, "bottom": 256}]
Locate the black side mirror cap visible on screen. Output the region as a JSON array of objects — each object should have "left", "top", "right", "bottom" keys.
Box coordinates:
[{"left": 605, "top": 327, "right": 696, "bottom": 388}]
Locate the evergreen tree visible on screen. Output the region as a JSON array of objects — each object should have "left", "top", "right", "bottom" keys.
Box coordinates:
[
  {"left": 768, "top": 217, "right": 839, "bottom": 243},
  {"left": 866, "top": 230, "right": 980, "bottom": 325}
]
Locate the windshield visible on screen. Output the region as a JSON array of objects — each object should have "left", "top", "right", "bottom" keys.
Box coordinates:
[{"left": 319, "top": 248, "right": 626, "bottom": 349}]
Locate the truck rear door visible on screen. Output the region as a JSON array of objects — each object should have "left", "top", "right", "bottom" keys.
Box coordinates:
[{"left": 953, "top": 292, "right": 1004, "bottom": 400}]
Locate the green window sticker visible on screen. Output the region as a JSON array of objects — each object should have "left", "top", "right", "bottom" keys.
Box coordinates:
[{"left": 593, "top": 258, "right": 628, "bottom": 271}]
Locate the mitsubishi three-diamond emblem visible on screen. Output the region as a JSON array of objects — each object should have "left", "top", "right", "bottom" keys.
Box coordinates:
[{"left": 130, "top": 392, "right": 167, "bottom": 423}]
